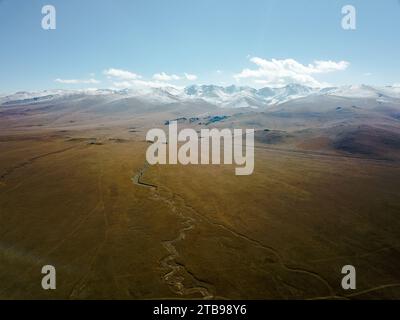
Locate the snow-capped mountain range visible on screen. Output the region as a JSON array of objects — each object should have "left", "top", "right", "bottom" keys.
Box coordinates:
[{"left": 2, "top": 84, "right": 400, "bottom": 109}]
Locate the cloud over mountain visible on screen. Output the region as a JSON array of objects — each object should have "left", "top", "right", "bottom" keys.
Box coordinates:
[
  {"left": 184, "top": 73, "right": 198, "bottom": 81},
  {"left": 234, "top": 57, "right": 350, "bottom": 87},
  {"left": 153, "top": 72, "right": 181, "bottom": 81},
  {"left": 100, "top": 68, "right": 197, "bottom": 89},
  {"left": 55, "top": 78, "right": 100, "bottom": 84},
  {"left": 103, "top": 68, "right": 141, "bottom": 80}
]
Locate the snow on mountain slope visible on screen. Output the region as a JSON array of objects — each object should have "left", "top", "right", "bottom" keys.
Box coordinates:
[
  {"left": 0, "top": 90, "right": 67, "bottom": 105},
  {"left": 2, "top": 84, "right": 400, "bottom": 109},
  {"left": 184, "top": 84, "right": 317, "bottom": 108},
  {"left": 0, "top": 89, "right": 116, "bottom": 106},
  {"left": 326, "top": 85, "right": 400, "bottom": 100},
  {"left": 122, "top": 86, "right": 183, "bottom": 104}
]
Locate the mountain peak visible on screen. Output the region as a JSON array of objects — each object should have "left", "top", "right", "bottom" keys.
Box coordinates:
[{"left": 3, "top": 84, "right": 400, "bottom": 109}]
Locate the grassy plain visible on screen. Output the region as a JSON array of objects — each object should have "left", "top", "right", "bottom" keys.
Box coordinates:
[{"left": 0, "top": 125, "right": 399, "bottom": 299}]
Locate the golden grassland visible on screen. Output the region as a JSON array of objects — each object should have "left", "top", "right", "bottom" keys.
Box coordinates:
[{"left": 0, "top": 128, "right": 399, "bottom": 299}]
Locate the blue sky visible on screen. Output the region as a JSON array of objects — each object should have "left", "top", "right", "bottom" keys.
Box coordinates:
[{"left": 0, "top": 0, "right": 399, "bottom": 93}]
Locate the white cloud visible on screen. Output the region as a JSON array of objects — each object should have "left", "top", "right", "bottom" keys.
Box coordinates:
[
  {"left": 104, "top": 68, "right": 197, "bottom": 89},
  {"left": 112, "top": 81, "right": 134, "bottom": 89},
  {"left": 111, "top": 79, "right": 182, "bottom": 90},
  {"left": 55, "top": 78, "right": 100, "bottom": 84},
  {"left": 311, "top": 60, "right": 349, "bottom": 73},
  {"left": 104, "top": 68, "right": 157, "bottom": 90},
  {"left": 234, "top": 57, "right": 350, "bottom": 87},
  {"left": 184, "top": 73, "right": 198, "bottom": 81},
  {"left": 153, "top": 72, "right": 181, "bottom": 81},
  {"left": 153, "top": 72, "right": 197, "bottom": 81},
  {"left": 363, "top": 72, "right": 372, "bottom": 76},
  {"left": 103, "top": 68, "right": 141, "bottom": 80}
]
